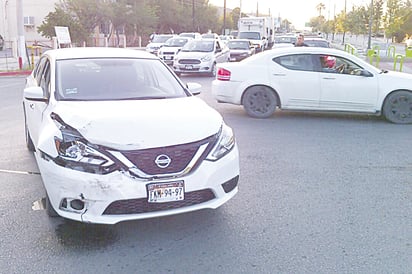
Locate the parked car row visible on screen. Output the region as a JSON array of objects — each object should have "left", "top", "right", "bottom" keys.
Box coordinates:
[
  {"left": 147, "top": 32, "right": 335, "bottom": 77},
  {"left": 147, "top": 33, "right": 237, "bottom": 77}
]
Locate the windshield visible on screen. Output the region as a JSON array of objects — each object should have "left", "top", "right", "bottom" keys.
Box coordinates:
[
  {"left": 181, "top": 40, "right": 214, "bottom": 52},
  {"left": 227, "top": 41, "right": 249, "bottom": 50},
  {"left": 164, "top": 38, "right": 189, "bottom": 47},
  {"left": 275, "top": 36, "right": 296, "bottom": 44},
  {"left": 305, "top": 40, "right": 329, "bottom": 48},
  {"left": 152, "top": 35, "right": 174, "bottom": 43},
  {"left": 56, "top": 58, "right": 187, "bottom": 101},
  {"left": 238, "top": 32, "right": 261, "bottom": 40}
]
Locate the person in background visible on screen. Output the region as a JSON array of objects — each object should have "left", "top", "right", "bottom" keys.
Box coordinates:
[{"left": 295, "top": 33, "right": 308, "bottom": 47}]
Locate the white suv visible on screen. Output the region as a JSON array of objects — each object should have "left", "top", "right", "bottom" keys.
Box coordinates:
[
  {"left": 146, "top": 34, "right": 177, "bottom": 55},
  {"left": 158, "top": 37, "right": 192, "bottom": 66}
]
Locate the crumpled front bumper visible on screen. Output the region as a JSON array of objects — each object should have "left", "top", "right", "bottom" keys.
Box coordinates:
[{"left": 35, "top": 144, "right": 239, "bottom": 224}]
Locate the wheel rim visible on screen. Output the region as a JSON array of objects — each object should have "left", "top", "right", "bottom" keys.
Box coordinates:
[
  {"left": 246, "top": 89, "right": 275, "bottom": 115},
  {"left": 388, "top": 94, "right": 412, "bottom": 122}
]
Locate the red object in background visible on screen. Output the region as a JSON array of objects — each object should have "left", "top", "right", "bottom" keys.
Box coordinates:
[{"left": 18, "top": 57, "right": 23, "bottom": 70}]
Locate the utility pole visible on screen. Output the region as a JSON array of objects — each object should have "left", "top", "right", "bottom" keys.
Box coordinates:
[
  {"left": 368, "top": 0, "right": 373, "bottom": 49},
  {"left": 16, "top": 0, "right": 27, "bottom": 68},
  {"left": 192, "top": 0, "right": 195, "bottom": 32},
  {"left": 223, "top": 0, "right": 226, "bottom": 35},
  {"left": 342, "top": 0, "right": 347, "bottom": 45}
]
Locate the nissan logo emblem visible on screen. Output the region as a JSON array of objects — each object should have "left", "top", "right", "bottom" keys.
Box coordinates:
[{"left": 155, "top": 154, "right": 171, "bottom": 168}]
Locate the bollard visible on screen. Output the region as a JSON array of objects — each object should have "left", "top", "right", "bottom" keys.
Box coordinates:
[
  {"left": 387, "top": 45, "right": 396, "bottom": 58},
  {"left": 393, "top": 54, "right": 404, "bottom": 72},
  {"left": 406, "top": 46, "right": 412, "bottom": 58}
]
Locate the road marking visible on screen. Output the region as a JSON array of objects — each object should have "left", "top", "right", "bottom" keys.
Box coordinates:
[{"left": 0, "top": 168, "right": 40, "bottom": 175}]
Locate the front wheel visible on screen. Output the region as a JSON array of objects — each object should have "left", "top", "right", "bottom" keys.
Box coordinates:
[
  {"left": 45, "top": 192, "right": 59, "bottom": 217},
  {"left": 242, "top": 86, "right": 277, "bottom": 118},
  {"left": 24, "top": 115, "right": 35, "bottom": 152},
  {"left": 209, "top": 63, "right": 217, "bottom": 77},
  {"left": 382, "top": 91, "right": 412, "bottom": 124}
]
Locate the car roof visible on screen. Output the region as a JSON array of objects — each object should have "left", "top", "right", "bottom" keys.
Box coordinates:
[
  {"left": 304, "top": 37, "right": 327, "bottom": 41},
  {"left": 44, "top": 47, "right": 158, "bottom": 61}
]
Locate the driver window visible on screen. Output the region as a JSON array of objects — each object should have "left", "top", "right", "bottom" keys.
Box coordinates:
[{"left": 319, "top": 55, "right": 364, "bottom": 75}]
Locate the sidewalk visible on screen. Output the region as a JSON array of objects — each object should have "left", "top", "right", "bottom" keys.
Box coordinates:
[{"left": 372, "top": 56, "right": 412, "bottom": 74}]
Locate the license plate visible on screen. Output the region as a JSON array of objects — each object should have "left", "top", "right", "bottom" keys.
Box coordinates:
[
  {"left": 147, "top": 181, "right": 184, "bottom": 203},
  {"left": 230, "top": 57, "right": 236, "bottom": 61},
  {"left": 185, "top": 65, "right": 193, "bottom": 70},
  {"left": 164, "top": 56, "right": 172, "bottom": 60}
]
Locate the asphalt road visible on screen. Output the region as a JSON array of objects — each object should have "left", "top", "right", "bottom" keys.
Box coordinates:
[{"left": 0, "top": 75, "right": 411, "bottom": 273}]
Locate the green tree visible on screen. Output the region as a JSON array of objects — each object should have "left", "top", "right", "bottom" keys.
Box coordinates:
[
  {"left": 384, "top": 0, "right": 405, "bottom": 41},
  {"left": 316, "top": 2, "right": 326, "bottom": 17},
  {"left": 372, "top": 0, "right": 384, "bottom": 35},
  {"left": 37, "top": 4, "right": 92, "bottom": 45},
  {"left": 230, "top": 7, "right": 241, "bottom": 30}
]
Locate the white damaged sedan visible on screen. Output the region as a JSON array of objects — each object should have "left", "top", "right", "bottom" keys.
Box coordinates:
[{"left": 23, "top": 47, "right": 239, "bottom": 224}]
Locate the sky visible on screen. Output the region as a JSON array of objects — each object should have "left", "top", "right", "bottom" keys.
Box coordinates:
[{"left": 209, "top": 0, "right": 371, "bottom": 29}]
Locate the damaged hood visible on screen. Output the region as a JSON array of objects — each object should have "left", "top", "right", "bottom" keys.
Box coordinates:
[{"left": 52, "top": 97, "right": 222, "bottom": 150}]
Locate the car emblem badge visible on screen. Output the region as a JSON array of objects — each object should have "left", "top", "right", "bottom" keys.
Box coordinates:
[{"left": 155, "top": 154, "right": 171, "bottom": 168}]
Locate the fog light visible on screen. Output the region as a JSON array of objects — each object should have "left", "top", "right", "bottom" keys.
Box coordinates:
[
  {"left": 70, "top": 199, "right": 85, "bottom": 210},
  {"left": 222, "top": 175, "right": 239, "bottom": 193}
]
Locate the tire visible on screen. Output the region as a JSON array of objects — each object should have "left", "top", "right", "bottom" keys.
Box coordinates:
[
  {"left": 24, "top": 120, "right": 35, "bottom": 152},
  {"left": 45, "top": 192, "right": 59, "bottom": 217},
  {"left": 209, "top": 63, "right": 217, "bottom": 77},
  {"left": 382, "top": 91, "right": 412, "bottom": 124},
  {"left": 242, "top": 86, "right": 277, "bottom": 118}
]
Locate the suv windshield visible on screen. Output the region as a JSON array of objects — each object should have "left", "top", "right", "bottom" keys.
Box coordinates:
[
  {"left": 152, "top": 35, "right": 174, "bottom": 43},
  {"left": 181, "top": 40, "right": 214, "bottom": 52},
  {"left": 238, "top": 32, "right": 261, "bottom": 40},
  {"left": 227, "top": 41, "right": 249, "bottom": 50},
  {"left": 164, "top": 38, "right": 189, "bottom": 47}
]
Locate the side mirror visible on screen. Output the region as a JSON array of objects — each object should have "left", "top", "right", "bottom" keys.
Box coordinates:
[
  {"left": 186, "top": 82, "right": 201, "bottom": 95},
  {"left": 215, "top": 48, "right": 222, "bottom": 53},
  {"left": 360, "top": 69, "right": 373, "bottom": 77},
  {"left": 24, "top": 86, "right": 47, "bottom": 102}
]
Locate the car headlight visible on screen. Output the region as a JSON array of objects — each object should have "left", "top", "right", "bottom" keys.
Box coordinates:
[
  {"left": 50, "top": 113, "right": 116, "bottom": 174},
  {"left": 201, "top": 55, "right": 212, "bottom": 62},
  {"left": 207, "top": 123, "right": 235, "bottom": 161}
]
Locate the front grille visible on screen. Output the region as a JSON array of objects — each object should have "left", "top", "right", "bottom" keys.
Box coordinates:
[
  {"left": 178, "top": 59, "right": 201, "bottom": 65},
  {"left": 103, "top": 189, "right": 216, "bottom": 215},
  {"left": 163, "top": 51, "right": 175, "bottom": 55},
  {"left": 181, "top": 67, "right": 200, "bottom": 71},
  {"left": 120, "top": 135, "right": 217, "bottom": 176}
]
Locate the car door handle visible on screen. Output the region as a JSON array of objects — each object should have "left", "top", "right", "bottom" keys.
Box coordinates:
[
  {"left": 29, "top": 103, "right": 35, "bottom": 109},
  {"left": 272, "top": 73, "right": 286, "bottom": 76},
  {"left": 322, "top": 77, "right": 336, "bottom": 80}
]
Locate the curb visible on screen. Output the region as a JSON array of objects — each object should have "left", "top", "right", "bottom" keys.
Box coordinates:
[{"left": 0, "top": 70, "right": 32, "bottom": 77}]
